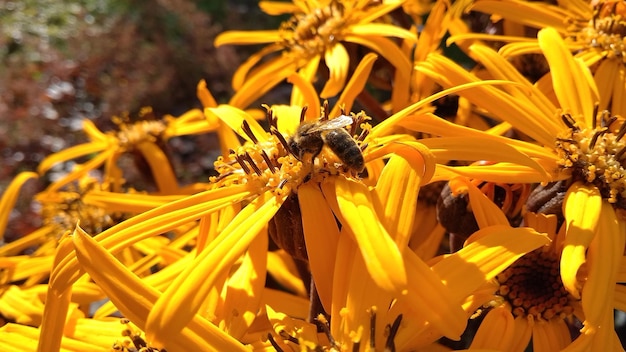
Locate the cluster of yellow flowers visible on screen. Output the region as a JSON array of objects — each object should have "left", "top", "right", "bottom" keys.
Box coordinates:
[{"left": 2, "top": 0, "right": 626, "bottom": 351}]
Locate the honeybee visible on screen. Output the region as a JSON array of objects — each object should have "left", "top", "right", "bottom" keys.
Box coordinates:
[{"left": 289, "top": 115, "right": 365, "bottom": 173}]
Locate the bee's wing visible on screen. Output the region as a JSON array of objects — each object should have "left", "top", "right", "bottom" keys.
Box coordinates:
[{"left": 306, "top": 115, "right": 353, "bottom": 133}]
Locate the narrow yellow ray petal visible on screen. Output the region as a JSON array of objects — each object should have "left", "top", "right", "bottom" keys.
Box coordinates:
[
  {"left": 359, "top": 1, "right": 404, "bottom": 23},
  {"left": 229, "top": 57, "right": 299, "bottom": 109},
  {"left": 363, "top": 139, "right": 436, "bottom": 184},
  {"left": 287, "top": 73, "right": 319, "bottom": 112},
  {"left": 532, "top": 321, "right": 571, "bottom": 351},
  {"left": 71, "top": 226, "right": 248, "bottom": 351},
  {"left": 38, "top": 236, "right": 76, "bottom": 352},
  {"left": 374, "top": 155, "right": 422, "bottom": 248},
  {"left": 561, "top": 182, "right": 602, "bottom": 299},
  {"left": 231, "top": 44, "right": 283, "bottom": 91},
  {"left": 510, "top": 316, "right": 533, "bottom": 351},
  {"left": 343, "top": 34, "right": 411, "bottom": 82},
  {"left": 37, "top": 141, "right": 109, "bottom": 175},
  {"left": 432, "top": 163, "right": 555, "bottom": 184},
  {"left": 261, "top": 288, "right": 309, "bottom": 320},
  {"left": 40, "top": 184, "right": 254, "bottom": 312},
  {"left": 470, "top": 44, "right": 559, "bottom": 126},
  {"left": 320, "top": 43, "right": 349, "bottom": 98},
  {"left": 207, "top": 105, "right": 268, "bottom": 143},
  {"left": 0, "top": 225, "right": 54, "bottom": 256},
  {"left": 135, "top": 142, "right": 179, "bottom": 194},
  {"left": 0, "top": 171, "right": 38, "bottom": 240},
  {"left": 432, "top": 226, "right": 550, "bottom": 302},
  {"left": 470, "top": 306, "right": 514, "bottom": 350},
  {"left": 258, "top": 1, "right": 299, "bottom": 15},
  {"left": 291, "top": 56, "right": 320, "bottom": 113},
  {"left": 298, "top": 182, "right": 340, "bottom": 311},
  {"left": 350, "top": 23, "right": 417, "bottom": 41},
  {"left": 214, "top": 30, "right": 281, "bottom": 46},
  {"left": 145, "top": 191, "right": 284, "bottom": 346},
  {"left": 447, "top": 177, "right": 509, "bottom": 228},
  {"left": 266, "top": 250, "right": 307, "bottom": 297},
  {"left": 83, "top": 191, "right": 184, "bottom": 214},
  {"left": 220, "top": 231, "right": 267, "bottom": 339},
  {"left": 538, "top": 27, "right": 595, "bottom": 120},
  {"left": 335, "top": 177, "right": 407, "bottom": 292},
  {"left": 45, "top": 149, "right": 116, "bottom": 193},
  {"left": 421, "top": 136, "right": 549, "bottom": 175},
  {"left": 404, "top": 250, "right": 467, "bottom": 340},
  {"left": 611, "top": 63, "right": 626, "bottom": 116},
  {"left": 330, "top": 53, "right": 378, "bottom": 117},
  {"left": 582, "top": 202, "right": 625, "bottom": 326},
  {"left": 470, "top": 1, "right": 569, "bottom": 32}
]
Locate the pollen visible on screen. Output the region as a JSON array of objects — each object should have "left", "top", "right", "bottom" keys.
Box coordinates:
[
  {"left": 495, "top": 248, "right": 576, "bottom": 322},
  {"left": 555, "top": 111, "right": 626, "bottom": 206},
  {"left": 210, "top": 134, "right": 303, "bottom": 196},
  {"left": 574, "top": 1, "right": 626, "bottom": 62}
]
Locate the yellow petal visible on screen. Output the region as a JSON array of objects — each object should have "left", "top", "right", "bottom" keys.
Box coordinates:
[
  {"left": 0, "top": 171, "right": 38, "bottom": 240},
  {"left": 135, "top": 141, "right": 179, "bottom": 194},
  {"left": 145, "top": 191, "right": 284, "bottom": 346},
  {"left": 531, "top": 321, "right": 571, "bottom": 351},
  {"left": 231, "top": 44, "right": 283, "bottom": 91},
  {"left": 374, "top": 155, "right": 423, "bottom": 248},
  {"left": 207, "top": 105, "right": 268, "bottom": 143},
  {"left": 71, "top": 226, "right": 247, "bottom": 351},
  {"left": 214, "top": 30, "right": 281, "bottom": 47},
  {"left": 470, "top": 306, "right": 515, "bottom": 350},
  {"left": 335, "top": 177, "right": 407, "bottom": 292},
  {"left": 538, "top": 27, "right": 596, "bottom": 121},
  {"left": 320, "top": 43, "right": 349, "bottom": 98},
  {"left": 404, "top": 250, "right": 467, "bottom": 340},
  {"left": 37, "top": 141, "right": 109, "bottom": 175},
  {"left": 447, "top": 177, "right": 509, "bottom": 228},
  {"left": 432, "top": 226, "right": 550, "bottom": 302},
  {"left": 470, "top": 1, "right": 569, "bottom": 32},
  {"left": 582, "top": 202, "right": 625, "bottom": 327},
  {"left": 219, "top": 231, "right": 267, "bottom": 339},
  {"left": 298, "top": 182, "right": 340, "bottom": 311},
  {"left": 330, "top": 53, "right": 378, "bottom": 117},
  {"left": 561, "top": 182, "right": 602, "bottom": 298}
]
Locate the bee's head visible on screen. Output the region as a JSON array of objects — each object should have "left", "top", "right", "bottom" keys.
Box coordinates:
[{"left": 288, "top": 137, "right": 302, "bottom": 161}]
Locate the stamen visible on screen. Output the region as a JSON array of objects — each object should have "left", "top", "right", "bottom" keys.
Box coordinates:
[
  {"left": 241, "top": 120, "right": 259, "bottom": 144},
  {"left": 615, "top": 146, "right": 626, "bottom": 160},
  {"left": 384, "top": 315, "right": 403, "bottom": 352},
  {"left": 315, "top": 314, "right": 338, "bottom": 350},
  {"left": 300, "top": 106, "right": 308, "bottom": 123},
  {"left": 242, "top": 152, "right": 263, "bottom": 176},
  {"left": 279, "top": 330, "right": 300, "bottom": 344},
  {"left": 360, "top": 142, "right": 369, "bottom": 152},
  {"left": 268, "top": 333, "right": 285, "bottom": 352},
  {"left": 231, "top": 150, "right": 251, "bottom": 174},
  {"left": 277, "top": 178, "right": 288, "bottom": 189},
  {"left": 261, "top": 150, "right": 277, "bottom": 173},
  {"left": 561, "top": 113, "right": 578, "bottom": 130},
  {"left": 588, "top": 128, "right": 607, "bottom": 148},
  {"left": 369, "top": 307, "right": 377, "bottom": 349},
  {"left": 592, "top": 103, "right": 600, "bottom": 129},
  {"left": 322, "top": 100, "right": 329, "bottom": 121},
  {"left": 357, "top": 129, "right": 369, "bottom": 142},
  {"left": 271, "top": 128, "right": 293, "bottom": 155}
]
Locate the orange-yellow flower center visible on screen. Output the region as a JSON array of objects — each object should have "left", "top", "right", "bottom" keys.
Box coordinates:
[
  {"left": 555, "top": 112, "right": 626, "bottom": 206},
  {"left": 496, "top": 248, "right": 576, "bottom": 321},
  {"left": 576, "top": 1, "right": 626, "bottom": 62},
  {"left": 279, "top": 1, "right": 347, "bottom": 59}
]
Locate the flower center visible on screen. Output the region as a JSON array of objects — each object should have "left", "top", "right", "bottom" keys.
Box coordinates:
[
  {"left": 575, "top": 1, "right": 626, "bottom": 61},
  {"left": 279, "top": 1, "right": 346, "bottom": 59},
  {"left": 496, "top": 248, "right": 576, "bottom": 321},
  {"left": 555, "top": 112, "right": 626, "bottom": 206}
]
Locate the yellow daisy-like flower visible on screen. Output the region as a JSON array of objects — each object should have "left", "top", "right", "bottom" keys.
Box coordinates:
[
  {"left": 214, "top": 0, "right": 415, "bottom": 108},
  {"left": 454, "top": 0, "right": 626, "bottom": 116},
  {"left": 414, "top": 27, "right": 626, "bottom": 348}
]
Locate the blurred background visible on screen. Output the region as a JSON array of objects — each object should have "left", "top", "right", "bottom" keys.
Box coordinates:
[{"left": 0, "top": 0, "right": 281, "bottom": 235}]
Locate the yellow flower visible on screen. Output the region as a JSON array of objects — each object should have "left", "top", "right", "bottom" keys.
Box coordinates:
[
  {"left": 415, "top": 27, "right": 626, "bottom": 348},
  {"left": 214, "top": 0, "right": 415, "bottom": 108},
  {"left": 454, "top": 0, "right": 626, "bottom": 116}
]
